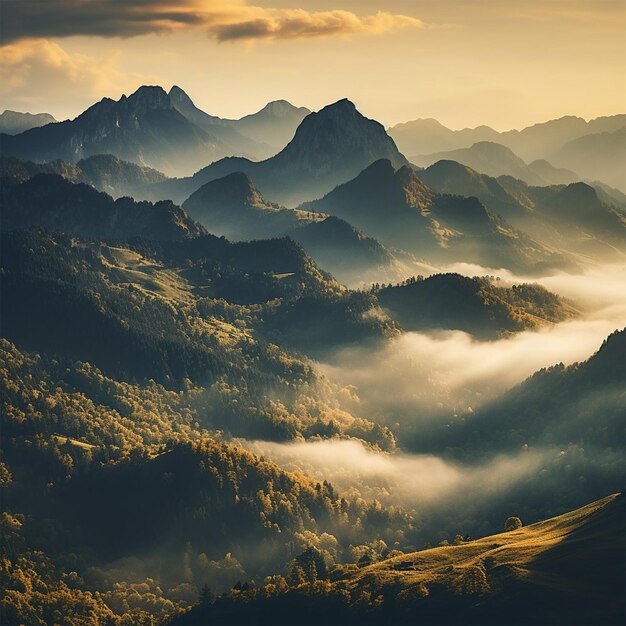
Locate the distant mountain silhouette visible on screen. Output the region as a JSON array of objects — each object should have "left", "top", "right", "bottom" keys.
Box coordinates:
[
  {"left": 0, "top": 110, "right": 57, "bottom": 135},
  {"left": 389, "top": 113, "right": 626, "bottom": 164},
  {"left": 526, "top": 158, "right": 579, "bottom": 185},
  {"left": 301, "top": 159, "right": 569, "bottom": 273},
  {"left": 388, "top": 118, "right": 501, "bottom": 156},
  {"left": 150, "top": 99, "right": 409, "bottom": 206},
  {"left": 168, "top": 86, "right": 274, "bottom": 159},
  {"left": 0, "top": 174, "right": 204, "bottom": 241},
  {"left": 550, "top": 128, "right": 626, "bottom": 192},
  {"left": 227, "top": 99, "right": 312, "bottom": 152},
  {"left": 411, "top": 141, "right": 578, "bottom": 186},
  {"left": 169, "top": 86, "right": 310, "bottom": 158},
  {"left": 506, "top": 115, "right": 626, "bottom": 162},
  {"left": 0, "top": 86, "right": 226, "bottom": 176}
]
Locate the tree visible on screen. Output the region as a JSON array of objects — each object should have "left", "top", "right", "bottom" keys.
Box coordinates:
[
  {"left": 454, "top": 564, "right": 490, "bottom": 595},
  {"left": 198, "top": 583, "right": 214, "bottom": 606},
  {"left": 504, "top": 516, "right": 523, "bottom": 531}
]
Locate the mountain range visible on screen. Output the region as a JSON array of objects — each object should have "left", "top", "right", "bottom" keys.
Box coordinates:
[
  {"left": 0, "top": 109, "right": 57, "bottom": 134},
  {"left": 411, "top": 141, "right": 580, "bottom": 186},
  {"left": 389, "top": 113, "right": 626, "bottom": 160},
  {"left": 301, "top": 159, "right": 571, "bottom": 273},
  {"left": 390, "top": 114, "right": 626, "bottom": 191},
  {"left": 181, "top": 171, "right": 409, "bottom": 285},
  {"left": 3, "top": 87, "right": 624, "bottom": 276},
  {"left": 417, "top": 159, "right": 626, "bottom": 261},
  {"left": 149, "top": 98, "right": 409, "bottom": 207},
  {"left": 0, "top": 86, "right": 310, "bottom": 176}
]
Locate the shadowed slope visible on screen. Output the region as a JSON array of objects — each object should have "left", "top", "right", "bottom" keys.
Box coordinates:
[{"left": 174, "top": 493, "right": 626, "bottom": 625}]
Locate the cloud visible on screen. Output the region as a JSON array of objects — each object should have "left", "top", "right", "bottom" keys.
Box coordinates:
[
  {"left": 0, "top": 1, "right": 425, "bottom": 45},
  {"left": 242, "top": 438, "right": 547, "bottom": 509},
  {"left": 209, "top": 9, "right": 424, "bottom": 43},
  {"left": 317, "top": 263, "right": 626, "bottom": 427},
  {"left": 0, "top": 39, "right": 157, "bottom": 117}
]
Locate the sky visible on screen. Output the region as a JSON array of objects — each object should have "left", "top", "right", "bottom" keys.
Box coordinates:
[{"left": 0, "top": 0, "right": 624, "bottom": 129}]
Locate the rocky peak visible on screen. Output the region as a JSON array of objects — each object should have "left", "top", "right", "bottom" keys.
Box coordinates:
[
  {"left": 168, "top": 85, "right": 193, "bottom": 107},
  {"left": 124, "top": 86, "right": 172, "bottom": 113},
  {"left": 275, "top": 99, "right": 408, "bottom": 173}
]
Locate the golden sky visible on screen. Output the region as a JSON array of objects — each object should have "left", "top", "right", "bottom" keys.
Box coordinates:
[{"left": 1, "top": 0, "right": 624, "bottom": 129}]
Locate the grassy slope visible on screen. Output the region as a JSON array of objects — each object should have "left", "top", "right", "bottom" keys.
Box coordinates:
[
  {"left": 177, "top": 493, "right": 625, "bottom": 625},
  {"left": 352, "top": 492, "right": 623, "bottom": 591}
]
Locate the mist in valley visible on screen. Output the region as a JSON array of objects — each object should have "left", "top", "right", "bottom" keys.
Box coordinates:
[
  {"left": 1, "top": 5, "right": 625, "bottom": 619},
  {"left": 239, "top": 261, "right": 625, "bottom": 546},
  {"left": 327, "top": 262, "right": 626, "bottom": 418}
]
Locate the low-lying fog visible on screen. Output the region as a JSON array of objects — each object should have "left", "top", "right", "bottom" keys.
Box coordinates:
[
  {"left": 244, "top": 438, "right": 546, "bottom": 508},
  {"left": 326, "top": 263, "right": 626, "bottom": 423},
  {"left": 243, "top": 263, "right": 625, "bottom": 542}
]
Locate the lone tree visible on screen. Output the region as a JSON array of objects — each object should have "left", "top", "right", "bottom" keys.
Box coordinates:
[
  {"left": 198, "top": 583, "right": 214, "bottom": 606},
  {"left": 504, "top": 516, "right": 523, "bottom": 531}
]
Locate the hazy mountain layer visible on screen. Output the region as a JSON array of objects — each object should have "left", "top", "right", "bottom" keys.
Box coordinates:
[
  {"left": 182, "top": 171, "right": 407, "bottom": 286},
  {"left": 226, "top": 99, "right": 311, "bottom": 153},
  {"left": 0, "top": 109, "right": 57, "bottom": 134},
  {"left": 182, "top": 171, "right": 318, "bottom": 240},
  {"left": 389, "top": 113, "right": 626, "bottom": 164},
  {"left": 411, "top": 141, "right": 578, "bottom": 186},
  {"left": 301, "top": 159, "right": 571, "bottom": 273},
  {"left": 1, "top": 154, "right": 168, "bottom": 199},
  {"left": 149, "top": 99, "right": 409, "bottom": 207},
  {"left": 168, "top": 86, "right": 277, "bottom": 159},
  {"left": 550, "top": 128, "right": 626, "bottom": 192},
  {"left": 418, "top": 160, "right": 626, "bottom": 260}
]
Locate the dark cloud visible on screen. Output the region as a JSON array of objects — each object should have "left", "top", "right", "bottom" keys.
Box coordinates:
[{"left": 0, "top": 0, "right": 424, "bottom": 44}]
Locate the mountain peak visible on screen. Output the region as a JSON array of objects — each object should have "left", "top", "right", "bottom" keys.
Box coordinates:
[
  {"left": 125, "top": 85, "right": 171, "bottom": 111},
  {"left": 360, "top": 158, "right": 396, "bottom": 177},
  {"left": 468, "top": 141, "right": 524, "bottom": 161},
  {"left": 256, "top": 100, "right": 304, "bottom": 118},
  {"left": 184, "top": 171, "right": 270, "bottom": 213},
  {"left": 318, "top": 98, "right": 357, "bottom": 116},
  {"left": 555, "top": 181, "right": 602, "bottom": 210},
  {"left": 168, "top": 85, "right": 193, "bottom": 106},
  {"left": 272, "top": 99, "right": 408, "bottom": 182},
  {"left": 425, "top": 159, "right": 476, "bottom": 176}
]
